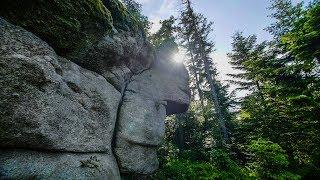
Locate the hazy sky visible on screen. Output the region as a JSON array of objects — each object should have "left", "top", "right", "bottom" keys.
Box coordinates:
[{"left": 136, "top": 0, "right": 308, "bottom": 85}]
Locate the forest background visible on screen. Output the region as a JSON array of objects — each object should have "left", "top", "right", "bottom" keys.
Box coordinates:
[{"left": 123, "top": 0, "right": 320, "bottom": 179}]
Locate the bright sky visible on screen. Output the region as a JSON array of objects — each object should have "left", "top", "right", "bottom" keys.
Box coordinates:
[{"left": 136, "top": 0, "right": 308, "bottom": 87}]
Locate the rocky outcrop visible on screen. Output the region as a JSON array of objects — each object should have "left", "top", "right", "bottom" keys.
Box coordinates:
[
  {"left": 0, "top": 0, "right": 154, "bottom": 91},
  {"left": 0, "top": 0, "right": 190, "bottom": 179},
  {"left": 0, "top": 0, "right": 114, "bottom": 59},
  {"left": 114, "top": 52, "right": 190, "bottom": 174},
  {"left": 0, "top": 17, "right": 122, "bottom": 179},
  {"left": 0, "top": 150, "right": 120, "bottom": 179},
  {"left": 82, "top": 32, "right": 154, "bottom": 91},
  {"left": 0, "top": 17, "right": 121, "bottom": 152}
]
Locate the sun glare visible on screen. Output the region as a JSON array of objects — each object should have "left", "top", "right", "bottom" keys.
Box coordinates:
[{"left": 173, "top": 52, "right": 185, "bottom": 63}]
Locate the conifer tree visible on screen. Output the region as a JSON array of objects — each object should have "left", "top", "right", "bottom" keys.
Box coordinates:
[
  {"left": 230, "top": 0, "right": 320, "bottom": 167},
  {"left": 266, "top": 0, "right": 303, "bottom": 41},
  {"left": 122, "top": 0, "right": 151, "bottom": 34},
  {"left": 178, "top": 0, "right": 229, "bottom": 144},
  {"left": 178, "top": 0, "right": 205, "bottom": 106},
  {"left": 150, "top": 16, "right": 178, "bottom": 53}
]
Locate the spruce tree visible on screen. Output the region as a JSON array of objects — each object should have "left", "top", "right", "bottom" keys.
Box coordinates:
[
  {"left": 178, "top": 0, "right": 205, "bottom": 106},
  {"left": 178, "top": 0, "right": 229, "bottom": 144}
]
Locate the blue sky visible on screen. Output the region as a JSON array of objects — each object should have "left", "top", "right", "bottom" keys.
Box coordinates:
[{"left": 136, "top": 0, "right": 308, "bottom": 84}]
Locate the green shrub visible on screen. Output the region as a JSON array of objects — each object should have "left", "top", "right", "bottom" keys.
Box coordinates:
[
  {"left": 152, "top": 159, "right": 219, "bottom": 180},
  {"left": 208, "top": 148, "right": 248, "bottom": 179},
  {"left": 245, "top": 139, "right": 300, "bottom": 179},
  {"left": 152, "top": 157, "right": 248, "bottom": 180},
  {"left": 208, "top": 149, "right": 239, "bottom": 170}
]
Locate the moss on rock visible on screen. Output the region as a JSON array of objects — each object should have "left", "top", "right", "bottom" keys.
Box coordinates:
[
  {"left": 0, "top": 125, "right": 4, "bottom": 138},
  {"left": 103, "top": 0, "right": 141, "bottom": 32},
  {"left": 0, "top": 0, "right": 114, "bottom": 59},
  {"left": 0, "top": 0, "right": 150, "bottom": 73},
  {"left": 99, "top": 0, "right": 147, "bottom": 34}
]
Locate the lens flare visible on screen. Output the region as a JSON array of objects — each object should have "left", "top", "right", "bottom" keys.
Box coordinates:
[{"left": 173, "top": 52, "right": 185, "bottom": 63}]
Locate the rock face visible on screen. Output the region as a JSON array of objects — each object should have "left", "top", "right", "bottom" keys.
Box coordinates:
[
  {"left": 0, "top": 17, "right": 122, "bottom": 179},
  {"left": 0, "top": 0, "right": 114, "bottom": 59},
  {"left": 0, "top": 150, "right": 120, "bottom": 180},
  {"left": 0, "top": 0, "right": 154, "bottom": 91},
  {"left": 115, "top": 53, "right": 190, "bottom": 174},
  {"left": 0, "top": 18, "right": 121, "bottom": 153},
  {"left": 0, "top": 0, "right": 190, "bottom": 179}
]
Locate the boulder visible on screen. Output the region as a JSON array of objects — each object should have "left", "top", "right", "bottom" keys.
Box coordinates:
[
  {"left": 0, "top": 0, "right": 113, "bottom": 59},
  {"left": 0, "top": 149, "right": 120, "bottom": 180},
  {"left": 0, "top": 17, "right": 121, "bottom": 152},
  {"left": 80, "top": 32, "right": 154, "bottom": 91},
  {"left": 0, "top": 0, "right": 154, "bottom": 77},
  {"left": 124, "top": 55, "right": 190, "bottom": 115},
  {"left": 114, "top": 49, "right": 190, "bottom": 174},
  {"left": 115, "top": 138, "right": 160, "bottom": 175},
  {"left": 0, "top": 1, "right": 191, "bottom": 177},
  {"left": 114, "top": 92, "right": 166, "bottom": 174}
]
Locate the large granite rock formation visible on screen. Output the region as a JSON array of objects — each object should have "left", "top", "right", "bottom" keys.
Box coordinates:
[
  {"left": 0, "top": 17, "right": 121, "bottom": 152},
  {"left": 0, "top": 150, "right": 120, "bottom": 179},
  {"left": 115, "top": 53, "right": 190, "bottom": 174},
  {"left": 0, "top": 0, "right": 190, "bottom": 179},
  {"left": 0, "top": 0, "right": 154, "bottom": 91}
]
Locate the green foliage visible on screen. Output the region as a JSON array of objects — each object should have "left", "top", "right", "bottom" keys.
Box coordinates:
[
  {"left": 153, "top": 159, "right": 232, "bottom": 180},
  {"left": 172, "top": 107, "right": 207, "bottom": 159},
  {"left": 105, "top": 0, "right": 148, "bottom": 33},
  {"left": 227, "top": 2, "right": 320, "bottom": 179},
  {"left": 208, "top": 149, "right": 240, "bottom": 171},
  {"left": 227, "top": 32, "right": 268, "bottom": 92},
  {"left": 245, "top": 139, "right": 300, "bottom": 179},
  {"left": 247, "top": 139, "right": 289, "bottom": 171},
  {"left": 150, "top": 16, "right": 178, "bottom": 53},
  {"left": 228, "top": 0, "right": 318, "bottom": 165},
  {"left": 266, "top": 0, "right": 304, "bottom": 40},
  {"left": 155, "top": 1, "right": 319, "bottom": 179},
  {"left": 156, "top": 103, "right": 243, "bottom": 179},
  {"left": 154, "top": 148, "right": 249, "bottom": 180},
  {"left": 122, "top": 0, "right": 151, "bottom": 34},
  {"left": 282, "top": 4, "right": 320, "bottom": 62},
  {"left": 177, "top": 1, "right": 231, "bottom": 144}
]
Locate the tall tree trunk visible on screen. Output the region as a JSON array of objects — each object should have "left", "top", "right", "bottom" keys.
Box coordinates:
[
  {"left": 195, "top": 72, "right": 205, "bottom": 107},
  {"left": 175, "top": 114, "right": 185, "bottom": 153},
  {"left": 203, "top": 58, "right": 228, "bottom": 144},
  {"left": 191, "top": 60, "right": 204, "bottom": 107},
  {"left": 255, "top": 81, "right": 265, "bottom": 102},
  {"left": 183, "top": 0, "right": 228, "bottom": 143},
  {"left": 187, "top": 39, "right": 204, "bottom": 107}
]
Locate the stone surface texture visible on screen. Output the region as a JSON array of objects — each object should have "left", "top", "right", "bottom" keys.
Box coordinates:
[
  {"left": 0, "top": 0, "right": 190, "bottom": 178},
  {"left": 114, "top": 52, "right": 190, "bottom": 174},
  {"left": 0, "top": 150, "right": 120, "bottom": 180},
  {"left": 0, "top": 18, "right": 121, "bottom": 153}
]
